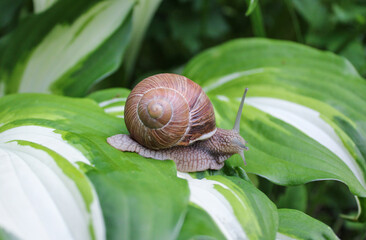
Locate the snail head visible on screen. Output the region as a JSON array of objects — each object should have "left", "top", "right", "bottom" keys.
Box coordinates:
[{"left": 205, "top": 89, "right": 249, "bottom": 164}]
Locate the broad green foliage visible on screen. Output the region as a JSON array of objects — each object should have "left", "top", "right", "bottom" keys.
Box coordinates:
[
  {"left": 277, "top": 209, "right": 339, "bottom": 240},
  {"left": 0, "top": 0, "right": 361, "bottom": 237},
  {"left": 177, "top": 173, "right": 278, "bottom": 239},
  {"left": 0, "top": 138, "right": 104, "bottom": 239},
  {"left": 88, "top": 167, "right": 188, "bottom": 240},
  {"left": 0, "top": 90, "right": 338, "bottom": 239},
  {"left": 3, "top": 36, "right": 360, "bottom": 239},
  {"left": 219, "top": 176, "right": 278, "bottom": 239},
  {"left": 89, "top": 88, "right": 280, "bottom": 239},
  {"left": 0, "top": 94, "right": 189, "bottom": 240},
  {"left": 177, "top": 204, "right": 226, "bottom": 240},
  {"left": 87, "top": 88, "right": 129, "bottom": 118},
  {"left": 86, "top": 86, "right": 341, "bottom": 239},
  {"left": 183, "top": 38, "right": 366, "bottom": 200},
  {"left": 0, "top": 0, "right": 134, "bottom": 97}
]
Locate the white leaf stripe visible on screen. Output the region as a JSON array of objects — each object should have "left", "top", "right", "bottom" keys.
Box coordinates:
[
  {"left": 0, "top": 81, "right": 4, "bottom": 97},
  {"left": 33, "top": 0, "right": 57, "bottom": 13},
  {"left": 90, "top": 188, "right": 105, "bottom": 240},
  {"left": 178, "top": 172, "right": 247, "bottom": 240},
  {"left": 202, "top": 68, "right": 265, "bottom": 93},
  {"left": 104, "top": 106, "right": 125, "bottom": 113},
  {"left": 99, "top": 98, "right": 126, "bottom": 107},
  {"left": 0, "top": 126, "right": 90, "bottom": 166},
  {"left": 246, "top": 97, "right": 366, "bottom": 189},
  {"left": 216, "top": 95, "right": 230, "bottom": 102},
  {"left": 276, "top": 233, "right": 297, "bottom": 240}
]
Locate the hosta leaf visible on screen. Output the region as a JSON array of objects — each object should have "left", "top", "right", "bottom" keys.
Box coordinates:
[
  {"left": 0, "top": 93, "right": 189, "bottom": 239},
  {"left": 276, "top": 209, "right": 339, "bottom": 240},
  {"left": 183, "top": 38, "right": 366, "bottom": 200},
  {"left": 177, "top": 204, "right": 226, "bottom": 240},
  {"left": 88, "top": 166, "right": 188, "bottom": 240},
  {"left": 87, "top": 88, "right": 130, "bottom": 118},
  {"left": 0, "top": 0, "right": 134, "bottom": 97},
  {"left": 178, "top": 173, "right": 278, "bottom": 240},
  {"left": 0, "top": 132, "right": 105, "bottom": 240}
]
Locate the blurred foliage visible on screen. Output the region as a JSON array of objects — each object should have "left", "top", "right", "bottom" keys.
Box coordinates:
[
  {"left": 258, "top": 177, "right": 366, "bottom": 239},
  {"left": 130, "top": 0, "right": 244, "bottom": 85},
  {"left": 290, "top": 0, "right": 366, "bottom": 76},
  {"left": 127, "top": 0, "right": 366, "bottom": 87},
  {"left": 0, "top": 0, "right": 24, "bottom": 36},
  {"left": 1, "top": 0, "right": 365, "bottom": 86}
]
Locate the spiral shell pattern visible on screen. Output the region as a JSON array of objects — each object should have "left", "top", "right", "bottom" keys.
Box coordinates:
[{"left": 124, "top": 73, "right": 216, "bottom": 149}]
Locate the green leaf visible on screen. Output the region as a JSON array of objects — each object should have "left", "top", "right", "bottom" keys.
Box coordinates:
[
  {"left": 245, "top": 0, "right": 259, "bottom": 16},
  {"left": 0, "top": 93, "right": 190, "bottom": 239},
  {"left": 87, "top": 88, "right": 130, "bottom": 118},
  {"left": 332, "top": 3, "right": 366, "bottom": 24},
  {"left": 0, "top": 227, "right": 21, "bottom": 240},
  {"left": 356, "top": 197, "right": 366, "bottom": 222},
  {"left": 0, "top": 0, "right": 22, "bottom": 36},
  {"left": 277, "top": 186, "right": 307, "bottom": 212},
  {"left": 291, "top": 0, "right": 330, "bottom": 30},
  {"left": 88, "top": 167, "right": 188, "bottom": 240},
  {"left": 183, "top": 38, "right": 366, "bottom": 200},
  {"left": 177, "top": 204, "right": 226, "bottom": 240},
  {"left": 0, "top": 0, "right": 134, "bottom": 97},
  {"left": 122, "top": 0, "right": 163, "bottom": 80},
  {"left": 0, "top": 136, "right": 105, "bottom": 240},
  {"left": 178, "top": 173, "right": 278, "bottom": 239},
  {"left": 277, "top": 209, "right": 339, "bottom": 240},
  {"left": 339, "top": 39, "right": 366, "bottom": 76},
  {"left": 246, "top": 0, "right": 266, "bottom": 37}
]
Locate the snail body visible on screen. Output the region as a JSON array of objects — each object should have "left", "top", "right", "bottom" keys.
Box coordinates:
[{"left": 107, "top": 73, "right": 248, "bottom": 172}]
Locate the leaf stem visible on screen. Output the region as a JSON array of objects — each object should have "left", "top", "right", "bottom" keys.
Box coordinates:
[{"left": 247, "top": 0, "right": 266, "bottom": 37}]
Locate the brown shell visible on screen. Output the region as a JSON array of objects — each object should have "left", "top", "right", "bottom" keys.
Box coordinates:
[{"left": 124, "top": 73, "right": 216, "bottom": 149}]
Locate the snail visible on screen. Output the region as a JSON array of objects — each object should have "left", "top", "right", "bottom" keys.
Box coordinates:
[{"left": 107, "top": 73, "right": 249, "bottom": 172}]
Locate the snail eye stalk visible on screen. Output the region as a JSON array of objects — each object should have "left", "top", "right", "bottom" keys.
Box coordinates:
[{"left": 233, "top": 88, "right": 248, "bottom": 132}]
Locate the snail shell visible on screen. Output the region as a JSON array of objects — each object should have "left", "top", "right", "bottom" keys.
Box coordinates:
[{"left": 124, "top": 73, "right": 216, "bottom": 149}]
